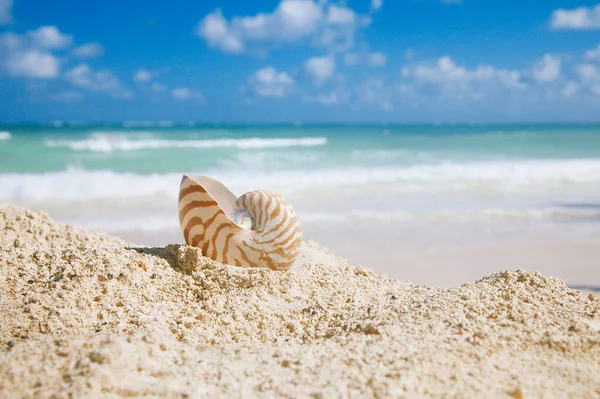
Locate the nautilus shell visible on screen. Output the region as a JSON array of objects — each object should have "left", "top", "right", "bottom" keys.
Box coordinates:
[{"left": 178, "top": 175, "right": 303, "bottom": 271}]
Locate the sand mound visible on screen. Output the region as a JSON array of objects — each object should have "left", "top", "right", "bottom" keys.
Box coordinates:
[{"left": 1, "top": 204, "right": 599, "bottom": 398}]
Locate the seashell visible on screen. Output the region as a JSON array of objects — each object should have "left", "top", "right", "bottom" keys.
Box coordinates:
[{"left": 178, "top": 175, "right": 303, "bottom": 271}]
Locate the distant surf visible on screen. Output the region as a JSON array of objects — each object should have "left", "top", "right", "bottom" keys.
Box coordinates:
[
  {"left": 1, "top": 158, "right": 600, "bottom": 202},
  {"left": 44, "top": 133, "right": 328, "bottom": 152},
  {"left": 0, "top": 131, "right": 11, "bottom": 141}
]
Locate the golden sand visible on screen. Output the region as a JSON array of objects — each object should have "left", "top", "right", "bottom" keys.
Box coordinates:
[{"left": 1, "top": 205, "right": 599, "bottom": 398}]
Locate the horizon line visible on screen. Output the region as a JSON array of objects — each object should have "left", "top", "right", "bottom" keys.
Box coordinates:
[{"left": 2, "top": 121, "right": 600, "bottom": 127}]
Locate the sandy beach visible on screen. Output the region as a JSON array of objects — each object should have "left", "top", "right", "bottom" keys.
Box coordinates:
[
  {"left": 1, "top": 204, "right": 599, "bottom": 398},
  {"left": 114, "top": 221, "right": 600, "bottom": 288}
]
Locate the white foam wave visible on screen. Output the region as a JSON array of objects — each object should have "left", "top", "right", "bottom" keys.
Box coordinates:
[
  {"left": 0, "top": 131, "right": 11, "bottom": 140},
  {"left": 0, "top": 169, "right": 179, "bottom": 202},
  {"left": 44, "top": 135, "right": 328, "bottom": 152},
  {"left": 1, "top": 158, "right": 600, "bottom": 203}
]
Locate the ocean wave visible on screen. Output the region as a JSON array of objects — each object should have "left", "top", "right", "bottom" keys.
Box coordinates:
[
  {"left": 1, "top": 158, "right": 600, "bottom": 202},
  {"left": 44, "top": 135, "right": 328, "bottom": 152},
  {"left": 0, "top": 131, "right": 11, "bottom": 140}
]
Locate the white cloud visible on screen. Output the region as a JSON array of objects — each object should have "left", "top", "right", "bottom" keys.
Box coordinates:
[
  {"left": 344, "top": 53, "right": 359, "bottom": 66},
  {"left": 344, "top": 51, "right": 387, "bottom": 67},
  {"left": 550, "top": 4, "right": 600, "bottom": 30},
  {"left": 152, "top": 83, "right": 166, "bottom": 92},
  {"left": 72, "top": 42, "right": 104, "bottom": 58},
  {"left": 576, "top": 63, "right": 599, "bottom": 82},
  {"left": 305, "top": 85, "right": 350, "bottom": 106},
  {"left": 133, "top": 69, "right": 156, "bottom": 82},
  {"left": 327, "top": 5, "right": 356, "bottom": 25},
  {"left": 585, "top": 43, "right": 600, "bottom": 61},
  {"left": 315, "top": 91, "right": 341, "bottom": 105},
  {"left": 247, "top": 67, "right": 295, "bottom": 98},
  {"left": 532, "top": 54, "right": 561, "bottom": 82},
  {"left": 0, "top": 49, "right": 59, "bottom": 78},
  {"left": 358, "top": 77, "right": 392, "bottom": 110},
  {"left": 404, "top": 49, "right": 416, "bottom": 61},
  {"left": 0, "top": 26, "right": 73, "bottom": 78},
  {"left": 401, "top": 56, "right": 525, "bottom": 98},
  {"left": 196, "top": 0, "right": 369, "bottom": 54},
  {"left": 562, "top": 81, "right": 579, "bottom": 97},
  {"left": 370, "top": 0, "right": 383, "bottom": 12},
  {"left": 565, "top": 64, "right": 600, "bottom": 96},
  {"left": 305, "top": 55, "right": 335, "bottom": 83},
  {"left": 368, "top": 51, "right": 387, "bottom": 67},
  {"left": 51, "top": 90, "right": 83, "bottom": 102},
  {"left": 171, "top": 87, "right": 202, "bottom": 100},
  {"left": 0, "top": 0, "right": 12, "bottom": 24},
  {"left": 29, "top": 26, "right": 73, "bottom": 49},
  {"left": 196, "top": 9, "right": 244, "bottom": 53},
  {"left": 65, "top": 64, "right": 132, "bottom": 98}
]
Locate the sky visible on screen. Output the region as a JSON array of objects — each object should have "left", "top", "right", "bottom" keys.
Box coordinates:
[{"left": 0, "top": 0, "right": 600, "bottom": 123}]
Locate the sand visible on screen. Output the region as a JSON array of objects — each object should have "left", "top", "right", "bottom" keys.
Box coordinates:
[
  {"left": 113, "top": 220, "right": 600, "bottom": 288},
  {"left": 0, "top": 205, "right": 599, "bottom": 398}
]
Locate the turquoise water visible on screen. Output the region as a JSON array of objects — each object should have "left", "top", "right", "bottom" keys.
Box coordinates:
[
  {"left": 2, "top": 124, "right": 600, "bottom": 174},
  {"left": 1, "top": 124, "right": 600, "bottom": 238}
]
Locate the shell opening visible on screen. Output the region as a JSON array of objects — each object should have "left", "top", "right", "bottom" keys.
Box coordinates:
[{"left": 232, "top": 210, "right": 256, "bottom": 230}]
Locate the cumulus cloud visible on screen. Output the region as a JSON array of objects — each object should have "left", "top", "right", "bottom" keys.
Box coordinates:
[
  {"left": 401, "top": 56, "right": 525, "bottom": 99},
  {"left": 171, "top": 87, "right": 203, "bottom": 101},
  {"left": 65, "top": 64, "right": 132, "bottom": 98},
  {"left": 0, "top": 48, "right": 60, "bottom": 78},
  {"left": 0, "top": 26, "right": 73, "bottom": 78},
  {"left": 370, "top": 0, "right": 383, "bottom": 12},
  {"left": 133, "top": 69, "right": 157, "bottom": 82},
  {"left": 576, "top": 63, "right": 599, "bottom": 81},
  {"left": 196, "top": 9, "right": 244, "bottom": 53},
  {"left": 344, "top": 53, "right": 359, "bottom": 66},
  {"left": 357, "top": 77, "right": 393, "bottom": 110},
  {"left": 368, "top": 51, "right": 387, "bottom": 66},
  {"left": 305, "top": 55, "right": 335, "bottom": 84},
  {"left": 152, "top": 83, "right": 166, "bottom": 92},
  {"left": 72, "top": 42, "right": 104, "bottom": 58},
  {"left": 562, "top": 81, "right": 579, "bottom": 97},
  {"left": 196, "top": 0, "right": 369, "bottom": 54},
  {"left": 29, "top": 26, "right": 73, "bottom": 49},
  {"left": 532, "top": 54, "right": 561, "bottom": 82},
  {"left": 315, "top": 91, "right": 342, "bottom": 105},
  {"left": 51, "top": 90, "right": 83, "bottom": 102},
  {"left": 574, "top": 64, "right": 600, "bottom": 94},
  {"left": 246, "top": 67, "right": 295, "bottom": 98},
  {"left": 327, "top": 4, "right": 356, "bottom": 25},
  {"left": 585, "top": 43, "right": 600, "bottom": 61},
  {"left": 344, "top": 51, "right": 387, "bottom": 67},
  {"left": 550, "top": 4, "right": 600, "bottom": 30},
  {"left": 0, "top": 0, "right": 13, "bottom": 24}
]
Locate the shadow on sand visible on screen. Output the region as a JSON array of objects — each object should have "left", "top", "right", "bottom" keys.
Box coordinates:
[{"left": 128, "top": 244, "right": 182, "bottom": 270}]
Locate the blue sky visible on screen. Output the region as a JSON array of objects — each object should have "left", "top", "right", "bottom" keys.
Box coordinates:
[{"left": 0, "top": 0, "right": 600, "bottom": 123}]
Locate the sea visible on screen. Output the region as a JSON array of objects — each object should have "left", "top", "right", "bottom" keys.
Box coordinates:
[{"left": 1, "top": 123, "right": 600, "bottom": 263}]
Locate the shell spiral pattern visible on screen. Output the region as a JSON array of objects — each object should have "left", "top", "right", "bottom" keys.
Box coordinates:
[{"left": 178, "top": 175, "right": 303, "bottom": 271}]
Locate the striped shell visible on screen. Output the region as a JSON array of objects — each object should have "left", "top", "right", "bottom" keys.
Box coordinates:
[{"left": 178, "top": 175, "right": 303, "bottom": 271}]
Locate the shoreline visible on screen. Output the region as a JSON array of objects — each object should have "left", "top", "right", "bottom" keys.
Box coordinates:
[{"left": 112, "top": 225, "right": 600, "bottom": 288}]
